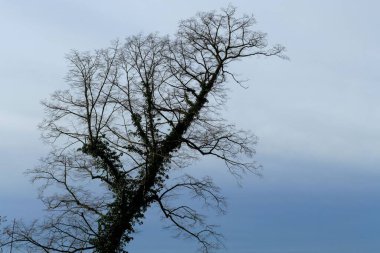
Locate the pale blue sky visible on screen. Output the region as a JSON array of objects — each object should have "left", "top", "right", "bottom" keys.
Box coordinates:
[{"left": 1, "top": 0, "right": 380, "bottom": 252}]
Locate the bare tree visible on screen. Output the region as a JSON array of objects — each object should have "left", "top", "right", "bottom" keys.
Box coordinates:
[{"left": 1, "top": 6, "right": 285, "bottom": 253}]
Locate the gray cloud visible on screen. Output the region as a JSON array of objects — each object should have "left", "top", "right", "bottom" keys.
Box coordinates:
[{"left": 1, "top": 1, "right": 379, "bottom": 252}]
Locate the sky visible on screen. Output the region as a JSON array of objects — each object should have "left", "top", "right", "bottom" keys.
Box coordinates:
[{"left": 1, "top": 0, "right": 380, "bottom": 252}]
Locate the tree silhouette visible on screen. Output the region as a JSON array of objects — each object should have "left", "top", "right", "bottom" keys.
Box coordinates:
[{"left": 1, "top": 6, "right": 285, "bottom": 253}]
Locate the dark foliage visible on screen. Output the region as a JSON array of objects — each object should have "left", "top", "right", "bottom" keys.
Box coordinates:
[{"left": 1, "top": 6, "right": 285, "bottom": 253}]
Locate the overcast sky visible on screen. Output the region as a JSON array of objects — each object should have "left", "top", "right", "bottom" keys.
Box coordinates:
[{"left": 1, "top": 1, "right": 380, "bottom": 252}]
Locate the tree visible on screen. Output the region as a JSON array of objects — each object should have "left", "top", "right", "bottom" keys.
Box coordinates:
[{"left": 1, "top": 6, "right": 285, "bottom": 253}]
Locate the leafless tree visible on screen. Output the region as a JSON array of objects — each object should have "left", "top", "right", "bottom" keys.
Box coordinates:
[{"left": 1, "top": 6, "right": 285, "bottom": 253}]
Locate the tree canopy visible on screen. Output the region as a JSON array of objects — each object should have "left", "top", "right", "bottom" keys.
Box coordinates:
[{"left": 1, "top": 6, "right": 285, "bottom": 253}]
